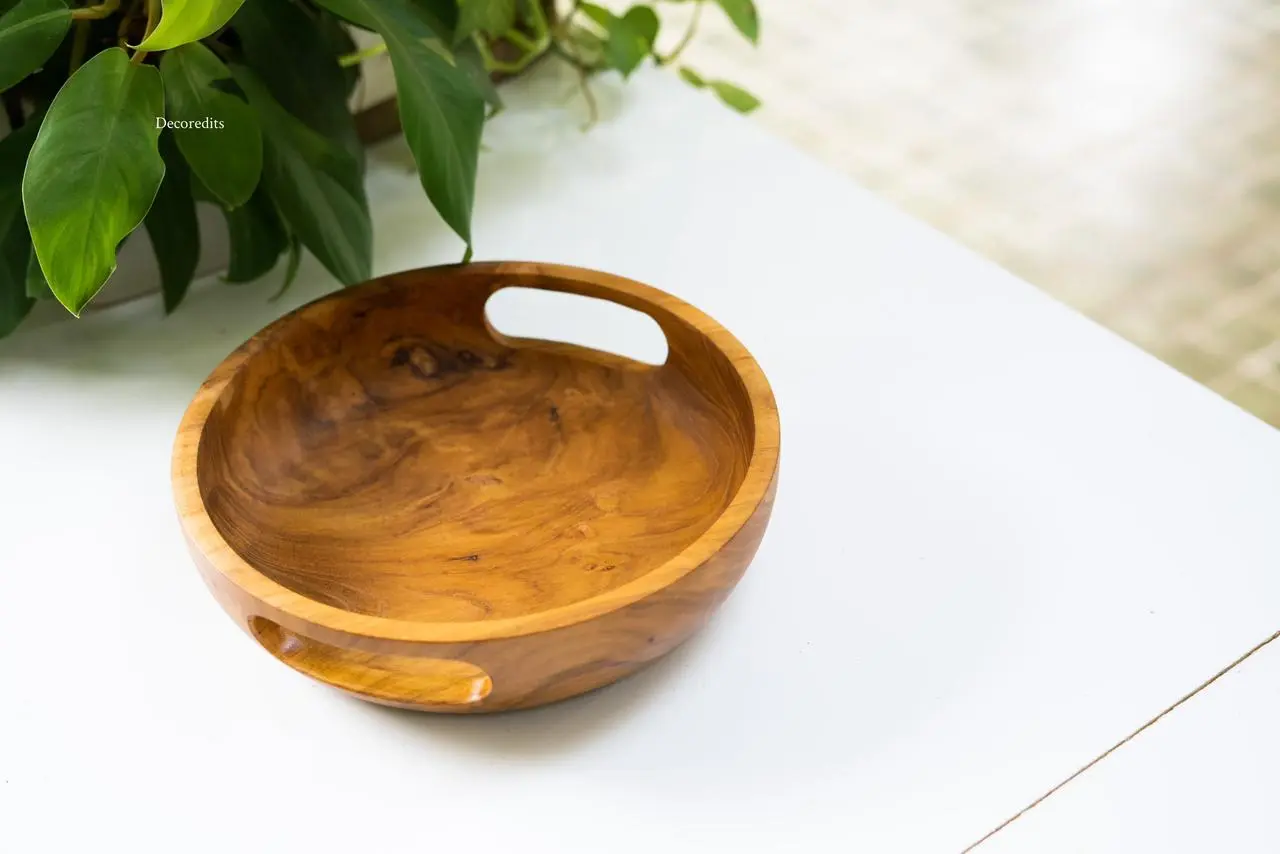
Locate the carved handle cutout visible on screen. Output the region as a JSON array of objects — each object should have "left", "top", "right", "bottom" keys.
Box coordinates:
[
  {"left": 249, "top": 617, "right": 492, "bottom": 707},
  {"left": 486, "top": 286, "right": 669, "bottom": 366}
]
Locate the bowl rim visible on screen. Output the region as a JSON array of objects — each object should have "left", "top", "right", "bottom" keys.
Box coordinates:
[{"left": 172, "top": 261, "right": 780, "bottom": 644}]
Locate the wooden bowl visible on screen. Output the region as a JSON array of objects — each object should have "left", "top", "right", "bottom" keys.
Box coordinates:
[{"left": 172, "top": 262, "right": 779, "bottom": 712}]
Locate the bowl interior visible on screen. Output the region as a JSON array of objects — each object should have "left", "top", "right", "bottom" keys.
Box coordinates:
[{"left": 196, "top": 277, "right": 755, "bottom": 623}]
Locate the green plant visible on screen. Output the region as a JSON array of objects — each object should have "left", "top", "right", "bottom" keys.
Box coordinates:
[{"left": 0, "top": 0, "right": 759, "bottom": 337}]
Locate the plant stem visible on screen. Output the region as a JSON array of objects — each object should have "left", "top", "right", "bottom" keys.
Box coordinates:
[
  {"left": 524, "top": 0, "right": 550, "bottom": 45},
  {"left": 574, "top": 64, "right": 598, "bottom": 129},
  {"left": 338, "top": 42, "right": 388, "bottom": 68},
  {"left": 117, "top": 0, "right": 142, "bottom": 43},
  {"left": 657, "top": 0, "right": 702, "bottom": 66},
  {"left": 504, "top": 29, "right": 538, "bottom": 53},
  {"left": 557, "top": 0, "right": 582, "bottom": 37},
  {"left": 473, "top": 34, "right": 521, "bottom": 74},
  {"left": 71, "top": 0, "right": 121, "bottom": 21},
  {"left": 69, "top": 20, "right": 90, "bottom": 73},
  {"left": 474, "top": 34, "right": 544, "bottom": 75},
  {"left": 129, "top": 0, "right": 159, "bottom": 65}
]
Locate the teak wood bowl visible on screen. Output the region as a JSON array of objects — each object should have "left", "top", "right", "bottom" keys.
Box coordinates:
[{"left": 173, "top": 262, "right": 779, "bottom": 712}]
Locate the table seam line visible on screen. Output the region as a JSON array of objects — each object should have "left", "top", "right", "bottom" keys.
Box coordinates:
[{"left": 961, "top": 626, "right": 1280, "bottom": 853}]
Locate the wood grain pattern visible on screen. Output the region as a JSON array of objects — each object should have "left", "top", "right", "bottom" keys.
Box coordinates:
[{"left": 173, "top": 262, "right": 779, "bottom": 712}]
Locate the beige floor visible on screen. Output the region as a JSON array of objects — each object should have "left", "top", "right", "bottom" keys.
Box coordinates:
[{"left": 677, "top": 0, "right": 1280, "bottom": 425}]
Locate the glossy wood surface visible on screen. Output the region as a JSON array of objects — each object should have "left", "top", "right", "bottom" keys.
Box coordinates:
[{"left": 173, "top": 262, "right": 779, "bottom": 712}]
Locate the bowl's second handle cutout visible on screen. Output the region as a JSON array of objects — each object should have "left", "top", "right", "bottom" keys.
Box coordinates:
[
  {"left": 249, "top": 617, "right": 492, "bottom": 708},
  {"left": 485, "top": 287, "right": 669, "bottom": 366}
]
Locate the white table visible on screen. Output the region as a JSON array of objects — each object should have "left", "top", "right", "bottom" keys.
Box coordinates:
[
  {"left": 977, "top": 636, "right": 1280, "bottom": 853},
  {"left": 3, "top": 66, "right": 1279, "bottom": 852}
]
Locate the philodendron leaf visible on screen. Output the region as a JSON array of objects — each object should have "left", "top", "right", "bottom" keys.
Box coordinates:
[
  {"left": 710, "top": 79, "right": 760, "bottom": 114},
  {"left": 0, "top": 119, "right": 39, "bottom": 337},
  {"left": 160, "top": 43, "right": 262, "bottom": 209},
  {"left": 233, "top": 0, "right": 362, "bottom": 168},
  {"left": 135, "top": 0, "right": 248, "bottom": 52},
  {"left": 222, "top": 183, "right": 288, "bottom": 284},
  {"left": 713, "top": 0, "right": 758, "bottom": 44},
  {"left": 144, "top": 134, "right": 200, "bottom": 313},
  {"left": 603, "top": 5, "right": 659, "bottom": 78},
  {"left": 234, "top": 66, "right": 371, "bottom": 285},
  {"left": 186, "top": 170, "right": 288, "bottom": 286},
  {"left": 0, "top": 0, "right": 72, "bottom": 93},
  {"left": 189, "top": 169, "right": 216, "bottom": 202},
  {"left": 313, "top": 0, "right": 486, "bottom": 247},
  {"left": 22, "top": 48, "right": 165, "bottom": 315},
  {"left": 455, "top": 0, "right": 517, "bottom": 41}
]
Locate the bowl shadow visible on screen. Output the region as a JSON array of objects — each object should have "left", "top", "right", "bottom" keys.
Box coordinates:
[{"left": 349, "top": 631, "right": 712, "bottom": 759}]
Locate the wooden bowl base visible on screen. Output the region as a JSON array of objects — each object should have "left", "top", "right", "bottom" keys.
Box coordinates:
[{"left": 177, "top": 264, "right": 778, "bottom": 712}]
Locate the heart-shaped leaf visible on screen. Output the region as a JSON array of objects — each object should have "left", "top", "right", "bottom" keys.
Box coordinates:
[
  {"left": 22, "top": 48, "right": 165, "bottom": 315},
  {"left": 144, "top": 133, "right": 200, "bottom": 313},
  {"left": 0, "top": 0, "right": 71, "bottom": 93},
  {"left": 233, "top": 66, "right": 371, "bottom": 285},
  {"left": 714, "top": 0, "right": 758, "bottom": 44},
  {"left": 602, "top": 5, "right": 659, "bottom": 78},
  {"left": 135, "top": 0, "right": 248, "bottom": 52},
  {"left": 160, "top": 43, "right": 262, "bottom": 209},
  {"left": 313, "top": 0, "right": 486, "bottom": 246}
]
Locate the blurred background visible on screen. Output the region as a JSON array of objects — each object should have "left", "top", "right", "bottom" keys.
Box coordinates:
[
  {"left": 11, "top": 0, "right": 1277, "bottom": 428},
  {"left": 669, "top": 0, "right": 1280, "bottom": 426}
]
